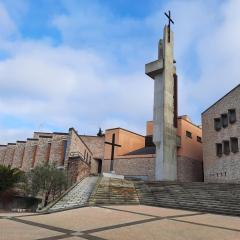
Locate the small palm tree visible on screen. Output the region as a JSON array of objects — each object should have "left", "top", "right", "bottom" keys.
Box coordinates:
[{"left": 0, "top": 165, "right": 24, "bottom": 194}]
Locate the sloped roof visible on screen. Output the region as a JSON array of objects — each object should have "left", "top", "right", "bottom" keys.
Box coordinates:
[
  {"left": 124, "top": 146, "right": 156, "bottom": 156},
  {"left": 202, "top": 84, "right": 240, "bottom": 115}
]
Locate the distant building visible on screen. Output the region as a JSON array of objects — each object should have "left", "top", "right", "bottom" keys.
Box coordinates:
[{"left": 202, "top": 84, "right": 240, "bottom": 183}]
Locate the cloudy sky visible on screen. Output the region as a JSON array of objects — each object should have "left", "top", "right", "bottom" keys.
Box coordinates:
[{"left": 0, "top": 0, "right": 239, "bottom": 143}]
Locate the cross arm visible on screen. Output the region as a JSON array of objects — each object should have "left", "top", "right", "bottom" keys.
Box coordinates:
[{"left": 104, "top": 141, "right": 122, "bottom": 147}]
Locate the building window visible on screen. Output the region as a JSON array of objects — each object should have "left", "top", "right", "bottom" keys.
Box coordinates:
[
  {"left": 223, "top": 140, "right": 230, "bottom": 155},
  {"left": 62, "top": 140, "right": 68, "bottom": 164},
  {"left": 86, "top": 152, "right": 88, "bottom": 162},
  {"left": 186, "top": 131, "right": 192, "bottom": 138},
  {"left": 230, "top": 137, "right": 239, "bottom": 153},
  {"left": 221, "top": 114, "right": 228, "bottom": 128},
  {"left": 197, "top": 136, "right": 202, "bottom": 143},
  {"left": 214, "top": 118, "right": 221, "bottom": 131},
  {"left": 216, "top": 143, "right": 222, "bottom": 157},
  {"left": 228, "top": 109, "right": 237, "bottom": 124}
]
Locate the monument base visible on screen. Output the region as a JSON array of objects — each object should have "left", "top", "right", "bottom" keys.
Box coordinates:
[{"left": 102, "top": 172, "right": 124, "bottom": 179}]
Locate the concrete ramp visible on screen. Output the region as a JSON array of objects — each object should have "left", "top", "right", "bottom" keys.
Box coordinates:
[{"left": 49, "top": 176, "right": 99, "bottom": 212}]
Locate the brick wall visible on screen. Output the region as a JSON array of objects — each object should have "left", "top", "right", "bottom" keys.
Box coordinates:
[
  {"left": 34, "top": 136, "right": 52, "bottom": 166},
  {"left": 103, "top": 156, "right": 155, "bottom": 181},
  {"left": 12, "top": 141, "right": 26, "bottom": 168},
  {"left": 202, "top": 85, "right": 240, "bottom": 183},
  {"left": 67, "top": 157, "right": 90, "bottom": 185},
  {"left": 21, "top": 139, "right": 38, "bottom": 172},
  {"left": 49, "top": 133, "right": 68, "bottom": 166},
  {"left": 3, "top": 144, "right": 16, "bottom": 166},
  {"left": 0, "top": 145, "right": 7, "bottom": 165}
]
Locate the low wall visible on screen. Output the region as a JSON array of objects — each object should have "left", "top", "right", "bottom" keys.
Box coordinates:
[
  {"left": 103, "top": 156, "right": 155, "bottom": 181},
  {"left": 0, "top": 195, "right": 40, "bottom": 211}
]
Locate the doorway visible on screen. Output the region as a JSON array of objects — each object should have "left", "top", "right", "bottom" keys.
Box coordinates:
[{"left": 97, "top": 159, "right": 102, "bottom": 174}]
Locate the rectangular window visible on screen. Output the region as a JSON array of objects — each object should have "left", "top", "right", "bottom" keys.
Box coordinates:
[
  {"left": 231, "top": 137, "right": 239, "bottom": 153},
  {"left": 214, "top": 118, "right": 221, "bottom": 131},
  {"left": 46, "top": 143, "right": 51, "bottom": 164},
  {"left": 186, "top": 131, "right": 192, "bottom": 138},
  {"left": 62, "top": 140, "right": 68, "bottom": 164},
  {"left": 228, "top": 109, "right": 237, "bottom": 124},
  {"left": 221, "top": 114, "right": 228, "bottom": 128},
  {"left": 223, "top": 141, "right": 230, "bottom": 155},
  {"left": 216, "top": 143, "right": 222, "bottom": 157},
  {"left": 197, "top": 136, "right": 202, "bottom": 143}
]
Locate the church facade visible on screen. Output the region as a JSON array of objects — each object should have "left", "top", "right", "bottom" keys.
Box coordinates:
[{"left": 202, "top": 84, "right": 240, "bottom": 183}]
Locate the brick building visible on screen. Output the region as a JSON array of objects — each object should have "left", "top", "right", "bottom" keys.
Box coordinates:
[{"left": 202, "top": 84, "right": 240, "bottom": 183}]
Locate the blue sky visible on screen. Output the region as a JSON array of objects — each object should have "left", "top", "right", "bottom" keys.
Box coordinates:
[{"left": 0, "top": 0, "right": 240, "bottom": 143}]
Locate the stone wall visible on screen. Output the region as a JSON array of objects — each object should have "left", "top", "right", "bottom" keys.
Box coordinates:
[
  {"left": 103, "top": 156, "right": 155, "bottom": 181},
  {"left": 67, "top": 157, "right": 90, "bottom": 185},
  {"left": 12, "top": 141, "right": 26, "bottom": 168},
  {"left": 49, "top": 133, "right": 68, "bottom": 166},
  {"left": 66, "top": 128, "right": 92, "bottom": 165},
  {"left": 0, "top": 145, "right": 7, "bottom": 165},
  {"left": 80, "top": 135, "right": 104, "bottom": 159},
  {"left": 3, "top": 144, "right": 16, "bottom": 166},
  {"left": 34, "top": 136, "right": 52, "bottom": 166},
  {"left": 202, "top": 85, "right": 240, "bottom": 183},
  {"left": 177, "top": 156, "right": 203, "bottom": 182},
  {"left": 21, "top": 139, "right": 38, "bottom": 172},
  {"left": 80, "top": 135, "right": 104, "bottom": 174}
]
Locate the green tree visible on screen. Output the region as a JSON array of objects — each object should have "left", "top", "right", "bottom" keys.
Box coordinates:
[
  {"left": 26, "top": 164, "right": 67, "bottom": 207},
  {"left": 0, "top": 165, "right": 24, "bottom": 194}
]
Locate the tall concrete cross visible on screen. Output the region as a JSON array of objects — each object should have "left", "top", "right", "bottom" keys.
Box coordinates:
[
  {"left": 145, "top": 13, "right": 178, "bottom": 181},
  {"left": 164, "top": 10, "right": 174, "bottom": 42},
  {"left": 105, "top": 133, "right": 121, "bottom": 172}
]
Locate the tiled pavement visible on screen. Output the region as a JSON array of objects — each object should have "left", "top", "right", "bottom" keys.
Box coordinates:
[{"left": 1, "top": 205, "right": 240, "bottom": 240}]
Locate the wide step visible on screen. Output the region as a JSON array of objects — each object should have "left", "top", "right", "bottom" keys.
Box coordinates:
[{"left": 134, "top": 181, "right": 240, "bottom": 216}]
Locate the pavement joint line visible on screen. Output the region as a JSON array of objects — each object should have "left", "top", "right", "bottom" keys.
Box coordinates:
[
  {"left": 83, "top": 217, "right": 160, "bottom": 234},
  {"left": 169, "top": 218, "right": 240, "bottom": 233},
  {"left": 35, "top": 234, "right": 72, "bottom": 240},
  {"left": 8, "top": 216, "right": 109, "bottom": 240},
  {"left": 98, "top": 205, "right": 206, "bottom": 220},
  {"left": 10, "top": 217, "right": 75, "bottom": 234},
  {"left": 98, "top": 206, "right": 159, "bottom": 218}
]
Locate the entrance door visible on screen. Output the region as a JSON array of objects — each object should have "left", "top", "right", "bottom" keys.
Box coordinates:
[{"left": 97, "top": 159, "right": 102, "bottom": 174}]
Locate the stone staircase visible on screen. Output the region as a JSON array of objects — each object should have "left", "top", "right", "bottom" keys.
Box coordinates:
[
  {"left": 49, "top": 176, "right": 99, "bottom": 212},
  {"left": 89, "top": 177, "right": 139, "bottom": 205},
  {"left": 134, "top": 181, "right": 240, "bottom": 216}
]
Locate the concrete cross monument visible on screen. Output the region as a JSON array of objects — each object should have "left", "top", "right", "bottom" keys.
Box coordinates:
[{"left": 145, "top": 11, "right": 178, "bottom": 181}]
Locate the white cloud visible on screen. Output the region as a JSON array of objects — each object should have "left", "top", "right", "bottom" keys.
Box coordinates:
[{"left": 1, "top": 0, "right": 240, "bottom": 144}]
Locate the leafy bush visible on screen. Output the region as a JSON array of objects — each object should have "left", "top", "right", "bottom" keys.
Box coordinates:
[{"left": 0, "top": 165, "right": 24, "bottom": 193}]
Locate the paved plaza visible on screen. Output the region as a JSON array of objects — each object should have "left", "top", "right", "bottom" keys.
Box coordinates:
[{"left": 1, "top": 205, "right": 240, "bottom": 240}]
